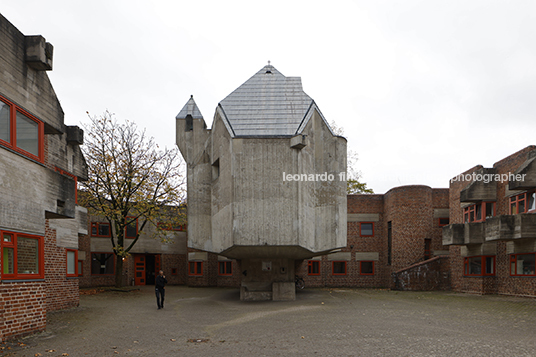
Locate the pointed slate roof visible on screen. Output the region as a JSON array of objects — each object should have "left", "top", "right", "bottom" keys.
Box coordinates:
[
  {"left": 218, "top": 65, "right": 314, "bottom": 136},
  {"left": 176, "top": 95, "right": 204, "bottom": 119}
]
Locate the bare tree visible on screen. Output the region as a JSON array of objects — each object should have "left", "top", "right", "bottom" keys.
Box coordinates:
[
  {"left": 330, "top": 121, "right": 374, "bottom": 194},
  {"left": 79, "top": 111, "right": 185, "bottom": 287}
]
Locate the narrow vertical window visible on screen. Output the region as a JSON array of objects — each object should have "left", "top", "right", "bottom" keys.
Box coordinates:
[
  {"left": 0, "top": 99, "right": 10, "bottom": 142},
  {"left": 387, "top": 221, "right": 392, "bottom": 265}
]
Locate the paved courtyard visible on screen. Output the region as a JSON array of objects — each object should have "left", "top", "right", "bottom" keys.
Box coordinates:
[{"left": 2, "top": 286, "right": 536, "bottom": 356}]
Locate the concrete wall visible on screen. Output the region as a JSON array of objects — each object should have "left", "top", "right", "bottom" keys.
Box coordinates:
[{"left": 0, "top": 13, "right": 87, "bottom": 341}]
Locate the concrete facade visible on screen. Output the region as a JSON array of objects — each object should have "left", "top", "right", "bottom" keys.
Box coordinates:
[
  {"left": 443, "top": 146, "right": 536, "bottom": 297},
  {"left": 176, "top": 65, "right": 347, "bottom": 300},
  {"left": 0, "top": 14, "right": 87, "bottom": 341}
]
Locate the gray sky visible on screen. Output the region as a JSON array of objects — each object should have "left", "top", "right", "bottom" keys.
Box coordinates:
[{"left": 2, "top": 0, "right": 535, "bottom": 193}]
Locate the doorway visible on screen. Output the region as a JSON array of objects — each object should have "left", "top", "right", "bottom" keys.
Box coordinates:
[{"left": 133, "top": 254, "right": 161, "bottom": 285}]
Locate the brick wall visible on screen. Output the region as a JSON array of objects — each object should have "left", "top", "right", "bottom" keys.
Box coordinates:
[
  {"left": 449, "top": 146, "right": 536, "bottom": 296},
  {"left": 299, "top": 187, "right": 449, "bottom": 290},
  {"left": 44, "top": 221, "right": 79, "bottom": 311},
  {"left": 0, "top": 282, "right": 46, "bottom": 341}
]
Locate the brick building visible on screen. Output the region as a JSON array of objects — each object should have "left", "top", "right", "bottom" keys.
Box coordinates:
[
  {"left": 443, "top": 145, "right": 536, "bottom": 297},
  {"left": 79, "top": 215, "right": 241, "bottom": 289},
  {"left": 0, "top": 14, "right": 87, "bottom": 341},
  {"left": 297, "top": 185, "right": 450, "bottom": 289}
]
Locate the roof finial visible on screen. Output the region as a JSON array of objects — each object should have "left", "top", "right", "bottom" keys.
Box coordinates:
[{"left": 268, "top": 60, "right": 271, "bottom": 66}]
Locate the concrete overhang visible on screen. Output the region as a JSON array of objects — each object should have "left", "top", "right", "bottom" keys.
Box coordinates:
[
  {"left": 485, "top": 214, "right": 536, "bottom": 241},
  {"left": 460, "top": 168, "right": 497, "bottom": 203},
  {"left": 219, "top": 245, "right": 344, "bottom": 260},
  {"left": 508, "top": 150, "right": 536, "bottom": 190}
]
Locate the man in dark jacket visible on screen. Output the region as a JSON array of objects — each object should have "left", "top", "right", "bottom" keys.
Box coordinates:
[{"left": 155, "top": 270, "right": 167, "bottom": 309}]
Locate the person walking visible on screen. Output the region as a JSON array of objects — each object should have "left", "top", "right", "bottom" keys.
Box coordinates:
[{"left": 155, "top": 270, "right": 167, "bottom": 309}]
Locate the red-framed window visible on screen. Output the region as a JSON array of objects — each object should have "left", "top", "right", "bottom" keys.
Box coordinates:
[
  {"left": 189, "top": 261, "right": 203, "bottom": 276},
  {"left": 510, "top": 253, "right": 536, "bottom": 276},
  {"left": 0, "top": 94, "right": 44, "bottom": 162},
  {"left": 157, "top": 222, "right": 186, "bottom": 231},
  {"left": 78, "top": 260, "right": 83, "bottom": 277},
  {"left": 332, "top": 261, "right": 347, "bottom": 275},
  {"left": 91, "top": 222, "right": 111, "bottom": 237},
  {"left": 125, "top": 216, "right": 138, "bottom": 238},
  {"left": 509, "top": 191, "right": 536, "bottom": 215},
  {"left": 464, "top": 202, "right": 496, "bottom": 223},
  {"left": 218, "top": 261, "right": 233, "bottom": 276},
  {"left": 1, "top": 230, "right": 44, "bottom": 280},
  {"left": 463, "top": 256, "right": 495, "bottom": 276},
  {"left": 360, "top": 261, "right": 374, "bottom": 275},
  {"left": 308, "top": 260, "right": 320, "bottom": 276},
  {"left": 66, "top": 249, "right": 78, "bottom": 277},
  {"left": 360, "top": 222, "right": 374, "bottom": 237},
  {"left": 91, "top": 253, "right": 115, "bottom": 275},
  {"left": 438, "top": 218, "right": 450, "bottom": 227}
]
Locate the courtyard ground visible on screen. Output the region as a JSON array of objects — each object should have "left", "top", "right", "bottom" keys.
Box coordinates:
[{"left": 2, "top": 286, "right": 536, "bottom": 356}]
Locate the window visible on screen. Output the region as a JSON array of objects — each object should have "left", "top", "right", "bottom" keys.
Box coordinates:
[
  {"left": 387, "top": 221, "right": 392, "bottom": 266},
  {"left": 464, "top": 202, "right": 495, "bottom": 223},
  {"left": 125, "top": 217, "right": 138, "bottom": 238},
  {"left": 438, "top": 218, "right": 449, "bottom": 227},
  {"left": 464, "top": 256, "right": 495, "bottom": 276},
  {"left": 308, "top": 260, "right": 320, "bottom": 276},
  {"left": 218, "top": 261, "right": 232, "bottom": 276},
  {"left": 424, "top": 238, "right": 431, "bottom": 260},
  {"left": 0, "top": 95, "right": 44, "bottom": 162},
  {"left": 91, "top": 222, "right": 111, "bottom": 237},
  {"left": 360, "top": 222, "right": 374, "bottom": 237},
  {"left": 212, "top": 159, "right": 220, "bottom": 180},
  {"left": 1, "top": 231, "right": 44, "bottom": 280},
  {"left": 332, "top": 261, "right": 347, "bottom": 275},
  {"left": 189, "top": 261, "right": 203, "bottom": 276},
  {"left": 171, "top": 268, "right": 178, "bottom": 275},
  {"left": 360, "top": 261, "right": 374, "bottom": 275},
  {"left": 510, "top": 191, "right": 536, "bottom": 215},
  {"left": 510, "top": 253, "right": 536, "bottom": 276},
  {"left": 66, "top": 249, "right": 78, "bottom": 277},
  {"left": 91, "top": 253, "right": 115, "bottom": 275},
  {"left": 78, "top": 260, "right": 83, "bottom": 277}
]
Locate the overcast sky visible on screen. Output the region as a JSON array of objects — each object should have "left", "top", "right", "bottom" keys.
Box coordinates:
[{"left": 2, "top": 0, "right": 535, "bottom": 193}]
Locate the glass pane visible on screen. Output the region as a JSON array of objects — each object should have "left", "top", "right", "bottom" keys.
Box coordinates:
[
  {"left": 361, "top": 223, "right": 373, "bottom": 236},
  {"left": 485, "top": 257, "right": 494, "bottom": 274},
  {"left": 78, "top": 261, "right": 83, "bottom": 275},
  {"left": 16, "top": 111, "right": 39, "bottom": 156},
  {"left": 469, "top": 257, "right": 481, "bottom": 275},
  {"left": 0, "top": 101, "right": 10, "bottom": 142},
  {"left": 91, "top": 253, "right": 113, "bottom": 274},
  {"left": 361, "top": 261, "right": 373, "bottom": 274},
  {"left": 99, "top": 224, "right": 110, "bottom": 237},
  {"left": 67, "top": 251, "right": 76, "bottom": 275},
  {"left": 517, "top": 254, "right": 535, "bottom": 275},
  {"left": 17, "top": 237, "right": 39, "bottom": 274},
  {"left": 475, "top": 204, "right": 482, "bottom": 221},
  {"left": 469, "top": 210, "right": 475, "bottom": 222},
  {"left": 3, "top": 247, "right": 14, "bottom": 274},
  {"left": 333, "top": 261, "right": 346, "bottom": 274},
  {"left": 511, "top": 202, "right": 517, "bottom": 215},
  {"left": 486, "top": 203, "right": 494, "bottom": 218},
  {"left": 3, "top": 233, "right": 12, "bottom": 242},
  {"left": 126, "top": 220, "right": 137, "bottom": 238},
  {"left": 519, "top": 195, "right": 526, "bottom": 214},
  {"left": 529, "top": 192, "right": 536, "bottom": 212}
]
